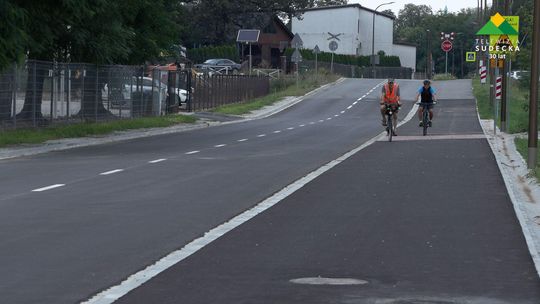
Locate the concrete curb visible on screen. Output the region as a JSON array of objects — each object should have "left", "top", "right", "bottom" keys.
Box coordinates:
[{"left": 0, "top": 78, "right": 346, "bottom": 160}]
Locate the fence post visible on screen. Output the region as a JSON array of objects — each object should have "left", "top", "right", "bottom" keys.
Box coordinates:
[
  {"left": 50, "top": 64, "right": 54, "bottom": 120},
  {"left": 95, "top": 65, "right": 99, "bottom": 122},
  {"left": 12, "top": 64, "right": 17, "bottom": 128},
  {"left": 32, "top": 61, "right": 37, "bottom": 127}
]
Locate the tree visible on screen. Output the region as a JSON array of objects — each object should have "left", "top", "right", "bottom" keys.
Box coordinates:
[
  {"left": 395, "top": 4, "right": 433, "bottom": 34},
  {"left": 314, "top": 0, "right": 348, "bottom": 7},
  {"left": 381, "top": 9, "right": 396, "bottom": 19}
]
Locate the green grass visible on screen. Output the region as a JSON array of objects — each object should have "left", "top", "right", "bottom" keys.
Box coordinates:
[
  {"left": 0, "top": 115, "right": 197, "bottom": 148},
  {"left": 515, "top": 137, "right": 540, "bottom": 180},
  {"left": 212, "top": 71, "right": 340, "bottom": 115},
  {"left": 473, "top": 77, "right": 530, "bottom": 133}
]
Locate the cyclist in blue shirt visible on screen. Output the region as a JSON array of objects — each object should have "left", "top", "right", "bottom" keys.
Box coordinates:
[{"left": 415, "top": 79, "right": 437, "bottom": 127}]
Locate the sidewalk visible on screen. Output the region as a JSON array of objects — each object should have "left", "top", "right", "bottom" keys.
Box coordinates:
[{"left": 479, "top": 119, "right": 540, "bottom": 275}]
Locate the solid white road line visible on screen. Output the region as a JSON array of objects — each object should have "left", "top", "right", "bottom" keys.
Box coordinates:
[
  {"left": 100, "top": 169, "right": 124, "bottom": 176},
  {"left": 148, "top": 159, "right": 167, "bottom": 164},
  {"left": 185, "top": 151, "right": 200, "bottom": 155},
  {"left": 214, "top": 144, "right": 227, "bottom": 148},
  {"left": 32, "top": 184, "right": 65, "bottom": 192}
]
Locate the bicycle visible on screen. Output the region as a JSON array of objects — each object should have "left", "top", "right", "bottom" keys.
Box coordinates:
[
  {"left": 384, "top": 103, "right": 399, "bottom": 142},
  {"left": 416, "top": 102, "right": 436, "bottom": 136}
]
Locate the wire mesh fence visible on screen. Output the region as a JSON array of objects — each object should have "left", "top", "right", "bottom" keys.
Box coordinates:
[{"left": 0, "top": 60, "right": 270, "bottom": 130}]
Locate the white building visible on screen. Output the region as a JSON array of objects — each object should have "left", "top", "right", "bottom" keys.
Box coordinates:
[{"left": 291, "top": 4, "right": 417, "bottom": 71}]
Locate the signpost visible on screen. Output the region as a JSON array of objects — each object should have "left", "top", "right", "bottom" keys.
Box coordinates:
[
  {"left": 440, "top": 32, "right": 455, "bottom": 75},
  {"left": 291, "top": 33, "right": 304, "bottom": 88},
  {"left": 313, "top": 45, "right": 320, "bottom": 77},
  {"left": 327, "top": 32, "right": 340, "bottom": 74}
]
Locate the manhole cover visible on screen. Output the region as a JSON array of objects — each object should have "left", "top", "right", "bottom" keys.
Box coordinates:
[{"left": 290, "top": 277, "right": 368, "bottom": 285}]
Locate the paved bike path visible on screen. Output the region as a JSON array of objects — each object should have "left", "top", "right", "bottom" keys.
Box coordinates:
[{"left": 114, "top": 91, "right": 540, "bottom": 303}]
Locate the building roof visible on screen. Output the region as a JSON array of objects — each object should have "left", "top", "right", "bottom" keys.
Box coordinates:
[
  {"left": 394, "top": 41, "right": 417, "bottom": 47},
  {"left": 298, "top": 4, "right": 396, "bottom": 20},
  {"left": 273, "top": 16, "right": 293, "bottom": 39}
]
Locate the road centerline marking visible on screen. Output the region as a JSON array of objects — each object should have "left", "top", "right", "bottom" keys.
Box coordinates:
[
  {"left": 32, "top": 184, "right": 65, "bottom": 192},
  {"left": 100, "top": 169, "right": 124, "bottom": 176},
  {"left": 148, "top": 159, "right": 167, "bottom": 164},
  {"left": 237, "top": 139, "right": 248, "bottom": 142},
  {"left": 273, "top": 130, "right": 281, "bottom": 134},
  {"left": 257, "top": 134, "right": 266, "bottom": 137},
  {"left": 185, "top": 151, "right": 200, "bottom": 155},
  {"left": 214, "top": 144, "right": 227, "bottom": 148}
]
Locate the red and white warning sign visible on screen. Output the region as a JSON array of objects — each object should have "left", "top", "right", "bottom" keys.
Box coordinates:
[{"left": 496, "top": 76, "right": 502, "bottom": 99}]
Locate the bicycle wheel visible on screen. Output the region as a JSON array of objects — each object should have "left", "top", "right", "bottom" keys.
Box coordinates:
[
  {"left": 422, "top": 108, "right": 428, "bottom": 136},
  {"left": 388, "top": 114, "right": 393, "bottom": 142}
]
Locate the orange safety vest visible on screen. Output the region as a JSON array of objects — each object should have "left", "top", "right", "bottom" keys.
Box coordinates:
[{"left": 383, "top": 83, "right": 399, "bottom": 103}]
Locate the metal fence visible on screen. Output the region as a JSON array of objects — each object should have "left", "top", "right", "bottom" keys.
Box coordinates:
[
  {"left": 190, "top": 73, "right": 270, "bottom": 112},
  {"left": 0, "top": 60, "right": 270, "bottom": 130},
  {"left": 301, "top": 60, "right": 414, "bottom": 80}
]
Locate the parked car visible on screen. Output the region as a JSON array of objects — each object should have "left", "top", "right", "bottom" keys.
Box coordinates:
[
  {"left": 510, "top": 70, "right": 529, "bottom": 80},
  {"left": 194, "top": 59, "right": 241, "bottom": 74},
  {"left": 103, "top": 77, "right": 188, "bottom": 108}
]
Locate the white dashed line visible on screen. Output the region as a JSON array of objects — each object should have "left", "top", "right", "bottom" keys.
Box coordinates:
[
  {"left": 353, "top": 101, "right": 358, "bottom": 105},
  {"left": 341, "top": 111, "right": 345, "bottom": 114},
  {"left": 310, "top": 122, "right": 316, "bottom": 125},
  {"left": 273, "top": 130, "right": 281, "bottom": 134},
  {"left": 257, "top": 134, "right": 266, "bottom": 137},
  {"left": 185, "top": 151, "right": 200, "bottom": 155},
  {"left": 319, "top": 120, "right": 325, "bottom": 123},
  {"left": 148, "top": 159, "right": 167, "bottom": 164},
  {"left": 214, "top": 144, "right": 227, "bottom": 148},
  {"left": 334, "top": 114, "right": 339, "bottom": 117},
  {"left": 327, "top": 118, "right": 332, "bottom": 120},
  {"left": 32, "top": 184, "right": 65, "bottom": 192},
  {"left": 100, "top": 169, "right": 124, "bottom": 176},
  {"left": 299, "top": 124, "right": 306, "bottom": 127},
  {"left": 362, "top": 95, "right": 367, "bottom": 98},
  {"left": 237, "top": 139, "right": 248, "bottom": 142},
  {"left": 287, "top": 127, "right": 295, "bottom": 130},
  {"left": 347, "top": 106, "right": 353, "bottom": 109}
]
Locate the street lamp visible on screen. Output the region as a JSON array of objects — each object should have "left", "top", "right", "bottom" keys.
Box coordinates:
[{"left": 371, "top": 2, "right": 395, "bottom": 78}]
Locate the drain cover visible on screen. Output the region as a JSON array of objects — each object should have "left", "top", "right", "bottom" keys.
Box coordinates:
[{"left": 290, "top": 277, "right": 368, "bottom": 285}]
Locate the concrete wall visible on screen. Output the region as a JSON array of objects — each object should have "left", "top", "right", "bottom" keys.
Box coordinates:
[{"left": 392, "top": 44, "right": 417, "bottom": 71}]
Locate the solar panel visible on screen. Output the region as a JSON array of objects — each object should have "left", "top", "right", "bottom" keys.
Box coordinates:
[{"left": 237, "top": 30, "right": 260, "bottom": 43}]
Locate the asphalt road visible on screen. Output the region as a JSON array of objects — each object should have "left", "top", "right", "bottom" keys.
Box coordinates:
[{"left": 2, "top": 79, "right": 539, "bottom": 303}]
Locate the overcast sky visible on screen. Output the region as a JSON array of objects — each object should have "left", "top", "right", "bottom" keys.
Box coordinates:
[{"left": 349, "top": 0, "right": 476, "bottom": 15}]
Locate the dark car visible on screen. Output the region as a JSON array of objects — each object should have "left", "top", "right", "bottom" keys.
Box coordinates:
[{"left": 195, "top": 59, "right": 241, "bottom": 74}]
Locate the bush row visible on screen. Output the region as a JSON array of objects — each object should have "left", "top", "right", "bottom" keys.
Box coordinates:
[
  {"left": 285, "top": 48, "right": 401, "bottom": 67},
  {"left": 187, "top": 45, "right": 240, "bottom": 64}
]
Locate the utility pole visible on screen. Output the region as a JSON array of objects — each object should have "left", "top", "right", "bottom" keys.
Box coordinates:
[
  {"left": 500, "top": 0, "right": 510, "bottom": 132},
  {"left": 528, "top": 0, "right": 540, "bottom": 169}
]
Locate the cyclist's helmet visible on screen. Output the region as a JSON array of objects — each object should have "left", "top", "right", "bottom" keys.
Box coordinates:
[
  {"left": 423, "top": 79, "right": 431, "bottom": 85},
  {"left": 388, "top": 78, "right": 395, "bottom": 83}
]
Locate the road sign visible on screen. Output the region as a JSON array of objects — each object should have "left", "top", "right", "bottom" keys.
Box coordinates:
[
  {"left": 291, "top": 33, "right": 303, "bottom": 49},
  {"left": 313, "top": 45, "right": 320, "bottom": 54},
  {"left": 291, "top": 48, "right": 303, "bottom": 63},
  {"left": 329, "top": 41, "right": 338, "bottom": 52},
  {"left": 466, "top": 52, "right": 476, "bottom": 62},
  {"left": 441, "top": 40, "right": 453, "bottom": 52}
]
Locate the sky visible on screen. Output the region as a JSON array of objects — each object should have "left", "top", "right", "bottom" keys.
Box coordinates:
[{"left": 349, "top": 0, "right": 476, "bottom": 16}]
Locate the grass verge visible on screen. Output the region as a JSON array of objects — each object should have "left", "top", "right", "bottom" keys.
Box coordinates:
[
  {"left": 515, "top": 137, "right": 540, "bottom": 180},
  {"left": 0, "top": 115, "right": 197, "bottom": 148},
  {"left": 473, "top": 77, "right": 530, "bottom": 133},
  {"left": 212, "top": 70, "right": 340, "bottom": 115}
]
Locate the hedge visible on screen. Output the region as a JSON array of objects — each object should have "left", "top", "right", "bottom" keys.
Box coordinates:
[
  {"left": 187, "top": 45, "right": 240, "bottom": 64},
  {"left": 285, "top": 48, "right": 400, "bottom": 67}
]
